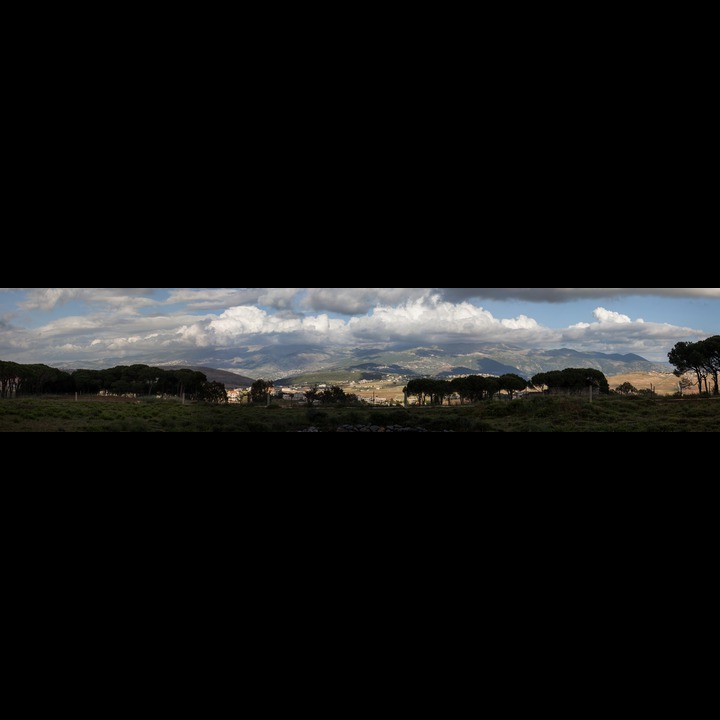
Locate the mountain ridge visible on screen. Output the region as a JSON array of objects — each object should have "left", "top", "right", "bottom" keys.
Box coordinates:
[
  {"left": 185, "top": 367, "right": 255, "bottom": 388},
  {"left": 223, "top": 343, "right": 668, "bottom": 381},
  {"left": 46, "top": 343, "right": 668, "bottom": 383}
]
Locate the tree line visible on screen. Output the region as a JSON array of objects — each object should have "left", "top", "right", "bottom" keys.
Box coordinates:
[
  {"left": 669, "top": 336, "right": 720, "bottom": 396},
  {"left": 0, "top": 361, "right": 227, "bottom": 402},
  {"left": 0, "top": 361, "right": 71, "bottom": 398},
  {"left": 405, "top": 369, "right": 610, "bottom": 405},
  {"left": 531, "top": 368, "right": 610, "bottom": 395},
  {"left": 406, "top": 373, "right": 530, "bottom": 405}
]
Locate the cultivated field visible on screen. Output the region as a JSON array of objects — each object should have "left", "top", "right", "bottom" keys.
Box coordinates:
[
  {"left": 608, "top": 372, "right": 684, "bottom": 395},
  {"left": 1, "top": 395, "right": 719, "bottom": 432}
]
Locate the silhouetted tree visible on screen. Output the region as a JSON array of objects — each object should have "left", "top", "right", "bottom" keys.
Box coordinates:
[
  {"left": 305, "top": 387, "right": 320, "bottom": 407},
  {"left": 532, "top": 369, "right": 609, "bottom": 395},
  {"left": 669, "top": 341, "right": 710, "bottom": 395},
  {"left": 318, "top": 386, "right": 359, "bottom": 406},
  {"left": 199, "top": 381, "right": 228, "bottom": 404},
  {"left": 0, "top": 360, "right": 73, "bottom": 397},
  {"left": 405, "top": 379, "right": 433, "bottom": 405},
  {"left": 616, "top": 382, "right": 638, "bottom": 396},
  {"left": 702, "top": 336, "right": 720, "bottom": 396},
  {"left": 430, "top": 380, "right": 453, "bottom": 405},
  {"left": 450, "top": 375, "right": 498, "bottom": 403},
  {"left": 250, "top": 380, "right": 274, "bottom": 404},
  {"left": 499, "top": 374, "right": 528, "bottom": 399}
]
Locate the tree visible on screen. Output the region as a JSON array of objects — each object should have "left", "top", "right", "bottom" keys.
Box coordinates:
[
  {"left": 0, "top": 361, "right": 21, "bottom": 398},
  {"left": 451, "top": 377, "right": 475, "bottom": 404},
  {"left": 0, "top": 361, "right": 72, "bottom": 397},
  {"left": 482, "top": 377, "right": 500, "bottom": 400},
  {"left": 73, "top": 369, "right": 103, "bottom": 395},
  {"left": 669, "top": 341, "right": 709, "bottom": 395},
  {"left": 168, "top": 369, "right": 207, "bottom": 399},
  {"left": 678, "top": 377, "right": 695, "bottom": 395},
  {"left": 499, "top": 374, "right": 528, "bottom": 400},
  {"left": 701, "top": 336, "right": 720, "bottom": 396},
  {"left": 318, "top": 386, "right": 359, "bottom": 406},
  {"left": 250, "top": 380, "right": 274, "bottom": 405},
  {"left": 531, "top": 369, "right": 609, "bottom": 395},
  {"left": 616, "top": 382, "right": 638, "bottom": 396},
  {"left": 430, "top": 380, "right": 453, "bottom": 405},
  {"left": 405, "top": 379, "right": 454, "bottom": 406},
  {"left": 198, "top": 381, "right": 228, "bottom": 404},
  {"left": 405, "top": 379, "right": 434, "bottom": 406},
  {"left": 450, "top": 375, "right": 500, "bottom": 403}
]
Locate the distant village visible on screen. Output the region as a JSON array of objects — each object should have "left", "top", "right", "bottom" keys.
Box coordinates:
[
  {"left": 224, "top": 371, "right": 536, "bottom": 407},
  {"left": 226, "top": 375, "right": 410, "bottom": 406}
]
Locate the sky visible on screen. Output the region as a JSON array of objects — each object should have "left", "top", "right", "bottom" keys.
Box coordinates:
[{"left": 0, "top": 288, "right": 718, "bottom": 366}]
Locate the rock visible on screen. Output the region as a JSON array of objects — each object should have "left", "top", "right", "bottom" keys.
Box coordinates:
[{"left": 297, "top": 423, "right": 454, "bottom": 433}]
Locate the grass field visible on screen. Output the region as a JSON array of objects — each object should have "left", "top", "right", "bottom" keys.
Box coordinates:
[
  {"left": 608, "top": 372, "right": 684, "bottom": 395},
  {"left": 1, "top": 395, "right": 719, "bottom": 432}
]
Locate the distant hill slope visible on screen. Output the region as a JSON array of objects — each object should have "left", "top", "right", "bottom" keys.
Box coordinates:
[
  {"left": 257, "top": 343, "right": 667, "bottom": 383},
  {"left": 437, "top": 359, "right": 524, "bottom": 378},
  {"left": 47, "top": 344, "right": 668, "bottom": 384},
  {"left": 515, "top": 348, "right": 666, "bottom": 377},
  {"left": 188, "top": 367, "right": 255, "bottom": 387},
  {"left": 608, "top": 372, "right": 683, "bottom": 396}
]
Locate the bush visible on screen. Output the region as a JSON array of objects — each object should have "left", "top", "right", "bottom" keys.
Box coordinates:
[
  {"left": 370, "top": 410, "right": 410, "bottom": 426},
  {"left": 341, "top": 411, "right": 366, "bottom": 426},
  {"left": 482, "top": 403, "right": 514, "bottom": 419},
  {"left": 307, "top": 410, "right": 328, "bottom": 425}
]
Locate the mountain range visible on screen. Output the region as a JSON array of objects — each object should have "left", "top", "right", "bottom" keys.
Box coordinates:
[
  {"left": 212, "top": 343, "right": 669, "bottom": 382},
  {"left": 52, "top": 343, "right": 669, "bottom": 383}
]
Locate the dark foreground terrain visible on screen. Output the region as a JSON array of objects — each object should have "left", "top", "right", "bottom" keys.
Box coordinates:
[{"left": 1, "top": 395, "right": 719, "bottom": 432}]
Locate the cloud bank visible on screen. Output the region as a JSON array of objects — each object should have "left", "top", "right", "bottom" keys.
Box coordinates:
[{"left": 0, "top": 288, "right": 717, "bottom": 365}]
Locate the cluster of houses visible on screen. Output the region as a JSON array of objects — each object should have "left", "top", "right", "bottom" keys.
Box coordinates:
[
  {"left": 225, "top": 380, "right": 402, "bottom": 406},
  {"left": 226, "top": 388, "right": 247, "bottom": 403},
  {"left": 226, "top": 386, "right": 309, "bottom": 404}
]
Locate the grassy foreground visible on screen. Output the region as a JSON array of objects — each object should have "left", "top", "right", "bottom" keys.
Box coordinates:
[{"left": 1, "top": 395, "right": 719, "bottom": 432}]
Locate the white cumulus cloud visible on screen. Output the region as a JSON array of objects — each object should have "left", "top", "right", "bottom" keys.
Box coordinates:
[{"left": 0, "top": 288, "right": 717, "bottom": 365}]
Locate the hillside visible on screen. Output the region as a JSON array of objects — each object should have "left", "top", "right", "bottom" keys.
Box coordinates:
[
  {"left": 608, "top": 372, "right": 684, "bottom": 396},
  {"left": 49, "top": 343, "right": 667, "bottom": 384},
  {"left": 188, "top": 367, "right": 255, "bottom": 387},
  {"left": 259, "top": 343, "right": 666, "bottom": 383}
]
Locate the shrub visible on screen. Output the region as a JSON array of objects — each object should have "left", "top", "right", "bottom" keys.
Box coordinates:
[
  {"left": 306, "top": 410, "right": 328, "bottom": 425},
  {"left": 370, "top": 410, "right": 410, "bottom": 426}
]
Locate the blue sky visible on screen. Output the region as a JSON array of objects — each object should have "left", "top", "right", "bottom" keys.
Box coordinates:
[
  {"left": 0, "top": 288, "right": 718, "bottom": 366},
  {"left": 479, "top": 296, "right": 719, "bottom": 332}
]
